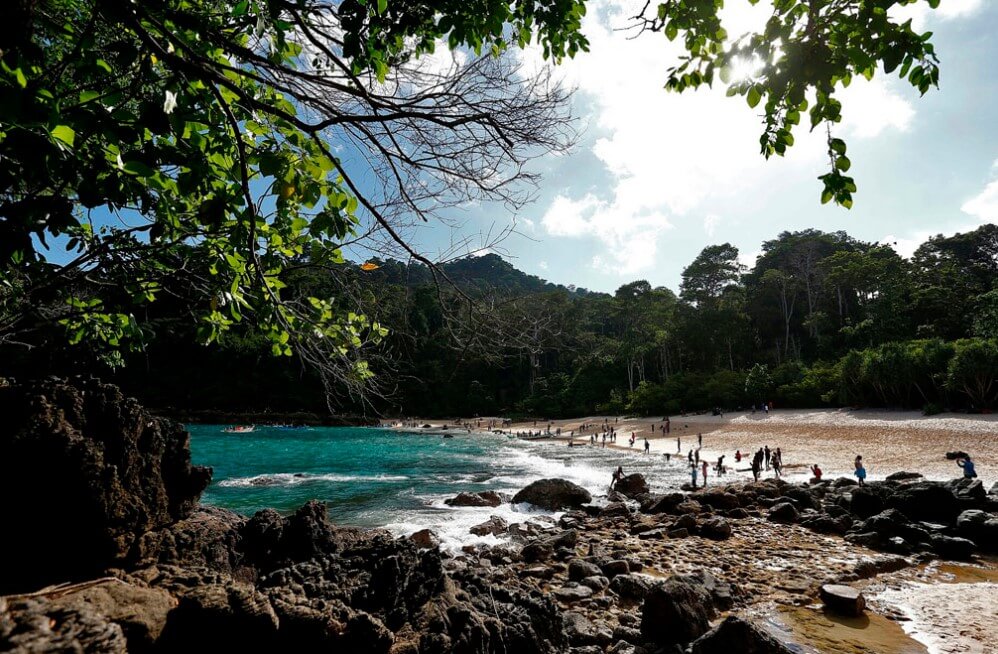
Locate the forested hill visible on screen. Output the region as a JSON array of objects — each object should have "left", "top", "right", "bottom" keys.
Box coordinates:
[{"left": 3, "top": 225, "right": 997, "bottom": 419}]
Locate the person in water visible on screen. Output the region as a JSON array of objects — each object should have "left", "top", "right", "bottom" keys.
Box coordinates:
[
  {"left": 810, "top": 463, "right": 823, "bottom": 482},
  {"left": 700, "top": 459, "right": 709, "bottom": 487},
  {"left": 854, "top": 455, "right": 867, "bottom": 486},
  {"left": 957, "top": 455, "right": 977, "bottom": 479},
  {"left": 690, "top": 463, "right": 698, "bottom": 489},
  {"left": 751, "top": 456, "right": 761, "bottom": 481},
  {"left": 611, "top": 466, "right": 624, "bottom": 489},
  {"left": 644, "top": 437, "right": 650, "bottom": 454}
]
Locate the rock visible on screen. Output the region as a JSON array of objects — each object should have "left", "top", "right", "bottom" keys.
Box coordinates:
[
  {"left": 409, "top": 529, "right": 440, "bottom": 549},
  {"left": 469, "top": 516, "right": 509, "bottom": 537},
  {"left": 0, "top": 597, "right": 128, "bottom": 653},
  {"left": 853, "top": 554, "right": 910, "bottom": 578},
  {"left": 695, "top": 490, "right": 740, "bottom": 511},
  {"left": 0, "top": 377, "right": 212, "bottom": 592},
  {"left": 47, "top": 579, "right": 176, "bottom": 650},
  {"left": 636, "top": 527, "right": 669, "bottom": 540},
  {"left": 949, "top": 478, "right": 986, "bottom": 503},
  {"left": 600, "top": 560, "right": 630, "bottom": 579},
  {"left": 819, "top": 584, "right": 866, "bottom": 617},
  {"left": 675, "top": 500, "right": 703, "bottom": 515},
  {"left": 956, "top": 510, "right": 998, "bottom": 551},
  {"left": 887, "top": 481, "right": 961, "bottom": 522},
  {"left": 676, "top": 570, "right": 738, "bottom": 611},
  {"left": 929, "top": 534, "right": 977, "bottom": 560},
  {"left": 945, "top": 451, "right": 970, "bottom": 460},
  {"left": 767, "top": 502, "right": 799, "bottom": 524},
  {"left": 640, "top": 493, "right": 685, "bottom": 514},
  {"left": 858, "top": 508, "right": 930, "bottom": 544},
  {"left": 609, "top": 574, "right": 655, "bottom": 601},
  {"left": 444, "top": 491, "right": 503, "bottom": 507},
  {"left": 691, "top": 616, "right": 794, "bottom": 654},
  {"left": 844, "top": 531, "right": 883, "bottom": 548},
  {"left": 697, "top": 516, "right": 732, "bottom": 540},
  {"left": 615, "top": 474, "right": 650, "bottom": 499},
  {"left": 799, "top": 513, "right": 851, "bottom": 536},
  {"left": 640, "top": 578, "right": 714, "bottom": 645},
  {"left": 520, "top": 541, "right": 553, "bottom": 563},
  {"left": 553, "top": 585, "right": 594, "bottom": 603},
  {"left": 849, "top": 487, "right": 884, "bottom": 519},
  {"left": 521, "top": 565, "right": 555, "bottom": 579},
  {"left": 674, "top": 514, "right": 697, "bottom": 530},
  {"left": 134, "top": 505, "right": 246, "bottom": 573},
  {"left": 726, "top": 508, "right": 750, "bottom": 519},
  {"left": 668, "top": 528, "right": 690, "bottom": 539},
  {"left": 600, "top": 502, "right": 631, "bottom": 518},
  {"left": 581, "top": 575, "right": 610, "bottom": 592},
  {"left": 832, "top": 477, "right": 858, "bottom": 488},
  {"left": 513, "top": 479, "right": 592, "bottom": 511},
  {"left": 886, "top": 471, "right": 923, "bottom": 482},
  {"left": 568, "top": 559, "right": 603, "bottom": 581},
  {"left": 563, "top": 611, "right": 611, "bottom": 647}
]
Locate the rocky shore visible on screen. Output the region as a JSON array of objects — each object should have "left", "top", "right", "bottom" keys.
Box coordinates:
[{"left": 2, "top": 379, "right": 996, "bottom": 653}]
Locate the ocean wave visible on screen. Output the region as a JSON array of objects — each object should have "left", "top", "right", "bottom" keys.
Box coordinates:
[{"left": 217, "top": 472, "right": 410, "bottom": 488}]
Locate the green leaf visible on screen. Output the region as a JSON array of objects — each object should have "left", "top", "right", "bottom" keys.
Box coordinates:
[
  {"left": 377, "top": 0, "right": 387, "bottom": 14},
  {"left": 747, "top": 86, "right": 761, "bottom": 108},
  {"left": 50, "top": 125, "right": 76, "bottom": 147},
  {"left": 835, "top": 156, "right": 851, "bottom": 172}
]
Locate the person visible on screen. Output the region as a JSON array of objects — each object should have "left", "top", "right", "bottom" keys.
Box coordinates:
[
  {"left": 854, "top": 455, "right": 867, "bottom": 486},
  {"left": 701, "top": 459, "right": 709, "bottom": 487},
  {"left": 644, "top": 437, "right": 650, "bottom": 454},
  {"left": 688, "top": 449, "right": 694, "bottom": 464},
  {"left": 611, "top": 466, "right": 623, "bottom": 489},
  {"left": 810, "top": 464, "right": 823, "bottom": 482},
  {"left": 751, "top": 456, "right": 761, "bottom": 481},
  {"left": 694, "top": 448, "right": 700, "bottom": 465},
  {"left": 629, "top": 433, "right": 635, "bottom": 447},
  {"left": 690, "top": 463, "right": 698, "bottom": 489},
  {"left": 735, "top": 449, "right": 742, "bottom": 463},
  {"left": 716, "top": 455, "right": 725, "bottom": 475},
  {"left": 698, "top": 432, "right": 703, "bottom": 448},
  {"left": 677, "top": 436, "right": 681, "bottom": 453},
  {"left": 957, "top": 455, "right": 978, "bottom": 479},
  {"left": 664, "top": 452, "right": 671, "bottom": 462},
  {"left": 666, "top": 416, "right": 671, "bottom": 434},
  {"left": 764, "top": 403, "right": 769, "bottom": 415},
  {"left": 764, "top": 445, "right": 771, "bottom": 470}
]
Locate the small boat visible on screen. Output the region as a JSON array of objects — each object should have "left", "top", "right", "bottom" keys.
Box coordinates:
[{"left": 222, "top": 425, "right": 255, "bottom": 433}]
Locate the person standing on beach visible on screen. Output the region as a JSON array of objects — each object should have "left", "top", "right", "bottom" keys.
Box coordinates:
[
  {"left": 701, "top": 459, "right": 709, "bottom": 487},
  {"left": 751, "top": 456, "right": 761, "bottom": 481},
  {"left": 764, "top": 446, "right": 771, "bottom": 470},
  {"left": 677, "top": 436, "right": 681, "bottom": 452},
  {"left": 690, "top": 463, "right": 698, "bottom": 489},
  {"left": 694, "top": 448, "right": 700, "bottom": 466},
  {"left": 854, "top": 455, "right": 867, "bottom": 486},
  {"left": 698, "top": 432, "right": 702, "bottom": 448},
  {"left": 644, "top": 437, "right": 650, "bottom": 454},
  {"left": 688, "top": 449, "right": 694, "bottom": 464}
]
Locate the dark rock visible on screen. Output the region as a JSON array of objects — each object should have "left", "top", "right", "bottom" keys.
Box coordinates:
[
  {"left": 675, "top": 570, "right": 738, "bottom": 611},
  {"left": 134, "top": 505, "right": 246, "bottom": 573},
  {"left": 945, "top": 451, "right": 970, "bottom": 460},
  {"left": 608, "top": 573, "right": 655, "bottom": 601},
  {"left": 0, "top": 377, "right": 211, "bottom": 592},
  {"left": 675, "top": 500, "right": 703, "bottom": 515},
  {"left": 956, "top": 510, "right": 998, "bottom": 551},
  {"left": 853, "top": 554, "right": 910, "bottom": 579},
  {"left": 886, "top": 471, "right": 923, "bottom": 482},
  {"left": 553, "top": 585, "right": 594, "bottom": 603},
  {"left": 581, "top": 575, "right": 610, "bottom": 592},
  {"left": 726, "top": 508, "right": 750, "bottom": 519},
  {"left": 640, "top": 578, "right": 714, "bottom": 645},
  {"left": 564, "top": 611, "right": 611, "bottom": 647},
  {"left": 513, "top": 479, "right": 592, "bottom": 511},
  {"left": 600, "top": 502, "right": 631, "bottom": 518},
  {"left": 568, "top": 559, "right": 603, "bottom": 581},
  {"left": 600, "top": 560, "right": 631, "bottom": 579},
  {"left": 887, "top": 481, "right": 961, "bottom": 522},
  {"left": 849, "top": 487, "right": 884, "bottom": 519},
  {"left": 469, "top": 516, "right": 509, "bottom": 537},
  {"left": 767, "top": 502, "right": 799, "bottom": 524},
  {"left": 695, "top": 490, "right": 740, "bottom": 511},
  {"left": 691, "top": 616, "right": 794, "bottom": 654},
  {"left": 640, "top": 493, "right": 684, "bottom": 515},
  {"left": 611, "top": 625, "right": 645, "bottom": 645},
  {"left": 668, "top": 528, "right": 690, "bottom": 539},
  {"left": 0, "top": 597, "right": 128, "bottom": 653},
  {"left": 832, "top": 477, "right": 858, "bottom": 488},
  {"left": 819, "top": 584, "right": 866, "bottom": 617},
  {"left": 845, "top": 531, "right": 883, "bottom": 548},
  {"left": 929, "top": 534, "right": 976, "bottom": 560},
  {"left": 799, "top": 513, "right": 851, "bottom": 536},
  {"left": 674, "top": 514, "right": 698, "bottom": 531},
  {"left": 409, "top": 529, "right": 440, "bottom": 549},
  {"left": 948, "top": 478, "right": 986, "bottom": 503},
  {"left": 615, "top": 474, "right": 650, "bottom": 499},
  {"left": 637, "top": 528, "right": 669, "bottom": 540},
  {"left": 697, "top": 516, "right": 732, "bottom": 540},
  {"left": 445, "top": 491, "right": 503, "bottom": 507}
]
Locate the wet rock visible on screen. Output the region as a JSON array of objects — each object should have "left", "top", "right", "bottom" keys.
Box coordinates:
[
  {"left": 819, "top": 584, "right": 866, "bottom": 617},
  {"left": 409, "top": 529, "right": 440, "bottom": 549},
  {"left": 799, "top": 513, "right": 851, "bottom": 536},
  {"left": 674, "top": 514, "right": 697, "bottom": 530},
  {"left": 690, "top": 615, "right": 794, "bottom": 654},
  {"left": 445, "top": 491, "right": 503, "bottom": 507},
  {"left": 844, "top": 531, "right": 882, "bottom": 548},
  {"left": 929, "top": 534, "right": 976, "bottom": 560},
  {"left": 636, "top": 527, "right": 669, "bottom": 540},
  {"left": 726, "top": 508, "right": 750, "bottom": 519},
  {"left": 470, "top": 516, "right": 509, "bottom": 537},
  {"left": 640, "top": 578, "right": 714, "bottom": 645},
  {"left": 849, "top": 487, "right": 884, "bottom": 519},
  {"left": 832, "top": 477, "right": 858, "bottom": 488},
  {"left": 609, "top": 574, "right": 655, "bottom": 601},
  {"left": 767, "top": 502, "right": 799, "bottom": 524},
  {"left": 853, "top": 554, "right": 909, "bottom": 579},
  {"left": 697, "top": 516, "right": 732, "bottom": 541},
  {"left": 615, "top": 474, "right": 650, "bottom": 499},
  {"left": 676, "top": 571, "right": 738, "bottom": 611},
  {"left": 956, "top": 510, "right": 998, "bottom": 551},
  {"left": 600, "top": 502, "right": 631, "bottom": 518},
  {"left": 0, "top": 377, "right": 212, "bottom": 592},
  {"left": 513, "top": 479, "right": 592, "bottom": 511},
  {"left": 949, "top": 478, "right": 986, "bottom": 503},
  {"left": 887, "top": 482, "right": 961, "bottom": 522},
  {"left": 568, "top": 560, "right": 603, "bottom": 581}
]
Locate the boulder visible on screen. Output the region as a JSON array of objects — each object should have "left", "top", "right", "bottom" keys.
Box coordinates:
[
  {"left": 0, "top": 377, "right": 212, "bottom": 592},
  {"left": 929, "top": 534, "right": 977, "bottom": 560},
  {"left": 695, "top": 490, "right": 741, "bottom": 511},
  {"left": 849, "top": 487, "right": 884, "bottom": 519},
  {"left": 691, "top": 616, "right": 794, "bottom": 654},
  {"left": 563, "top": 611, "right": 612, "bottom": 647},
  {"left": 887, "top": 481, "right": 961, "bottom": 522},
  {"left": 0, "top": 597, "right": 128, "bottom": 653},
  {"left": 640, "top": 579, "right": 714, "bottom": 645},
  {"left": 675, "top": 500, "right": 703, "bottom": 515},
  {"left": 697, "top": 516, "right": 732, "bottom": 540},
  {"left": 614, "top": 474, "right": 650, "bottom": 498},
  {"left": 553, "top": 584, "right": 594, "bottom": 603},
  {"left": 409, "top": 529, "right": 440, "bottom": 549},
  {"left": 600, "top": 502, "right": 631, "bottom": 518},
  {"left": 600, "top": 560, "right": 631, "bottom": 578},
  {"left": 445, "top": 491, "right": 504, "bottom": 507},
  {"left": 640, "top": 493, "right": 684, "bottom": 514},
  {"left": 609, "top": 574, "right": 654, "bottom": 601},
  {"left": 767, "top": 502, "right": 799, "bottom": 524},
  {"left": 568, "top": 559, "right": 603, "bottom": 581},
  {"left": 956, "top": 510, "right": 998, "bottom": 551},
  {"left": 513, "top": 479, "right": 592, "bottom": 511},
  {"left": 469, "top": 515, "right": 509, "bottom": 537},
  {"left": 819, "top": 584, "right": 866, "bottom": 617},
  {"left": 885, "top": 471, "right": 923, "bottom": 482}
]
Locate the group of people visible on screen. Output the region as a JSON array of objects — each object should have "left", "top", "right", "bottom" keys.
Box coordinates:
[{"left": 746, "top": 445, "right": 783, "bottom": 481}]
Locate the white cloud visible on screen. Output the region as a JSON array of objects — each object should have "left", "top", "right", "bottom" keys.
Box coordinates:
[
  {"left": 704, "top": 214, "right": 720, "bottom": 238},
  {"left": 538, "top": 260, "right": 549, "bottom": 270},
  {"left": 526, "top": 0, "right": 917, "bottom": 275},
  {"left": 893, "top": 0, "right": 984, "bottom": 30},
  {"left": 962, "top": 180, "right": 998, "bottom": 223}
]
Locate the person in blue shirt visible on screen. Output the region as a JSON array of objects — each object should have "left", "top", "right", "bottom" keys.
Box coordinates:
[{"left": 957, "top": 456, "right": 977, "bottom": 479}]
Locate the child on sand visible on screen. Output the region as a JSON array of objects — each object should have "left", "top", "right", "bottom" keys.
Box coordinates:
[{"left": 854, "top": 455, "right": 867, "bottom": 486}]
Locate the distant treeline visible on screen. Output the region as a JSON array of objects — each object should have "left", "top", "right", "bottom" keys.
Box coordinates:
[{"left": 5, "top": 225, "right": 997, "bottom": 417}]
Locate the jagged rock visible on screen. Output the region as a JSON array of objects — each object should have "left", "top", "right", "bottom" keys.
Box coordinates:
[
  {"left": 845, "top": 531, "right": 883, "bottom": 548},
  {"left": 799, "top": 513, "right": 852, "bottom": 535},
  {"left": 691, "top": 616, "right": 794, "bottom": 654},
  {"left": 568, "top": 560, "right": 603, "bottom": 581},
  {"left": 858, "top": 509, "right": 930, "bottom": 544},
  {"left": 767, "top": 502, "right": 799, "bottom": 524},
  {"left": 470, "top": 516, "right": 509, "bottom": 537},
  {"left": 887, "top": 482, "right": 961, "bottom": 522},
  {"left": 615, "top": 474, "right": 650, "bottom": 499},
  {"left": 600, "top": 502, "right": 631, "bottom": 518},
  {"left": 640, "top": 578, "right": 714, "bottom": 645},
  {"left": 445, "top": 491, "right": 503, "bottom": 508},
  {"left": 956, "top": 510, "right": 998, "bottom": 551},
  {"left": 133, "top": 505, "right": 246, "bottom": 573},
  {"left": 832, "top": 477, "right": 858, "bottom": 488},
  {"left": 929, "top": 534, "right": 976, "bottom": 560},
  {"left": 639, "top": 493, "right": 684, "bottom": 514},
  {"left": 513, "top": 479, "right": 592, "bottom": 511},
  {"left": 0, "top": 597, "right": 128, "bottom": 653},
  {"left": 948, "top": 478, "right": 986, "bottom": 503},
  {"left": 409, "top": 529, "right": 441, "bottom": 550},
  {"left": 697, "top": 516, "right": 732, "bottom": 541},
  {"left": 820, "top": 584, "right": 866, "bottom": 616},
  {"left": 676, "top": 571, "right": 738, "bottom": 611},
  {"left": 609, "top": 574, "right": 655, "bottom": 601},
  {"left": 0, "top": 377, "right": 211, "bottom": 592}
]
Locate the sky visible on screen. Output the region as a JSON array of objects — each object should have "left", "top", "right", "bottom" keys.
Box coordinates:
[{"left": 409, "top": 0, "right": 998, "bottom": 294}]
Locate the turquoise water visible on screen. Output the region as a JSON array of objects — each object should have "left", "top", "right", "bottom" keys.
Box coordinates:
[{"left": 189, "top": 425, "right": 691, "bottom": 548}]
